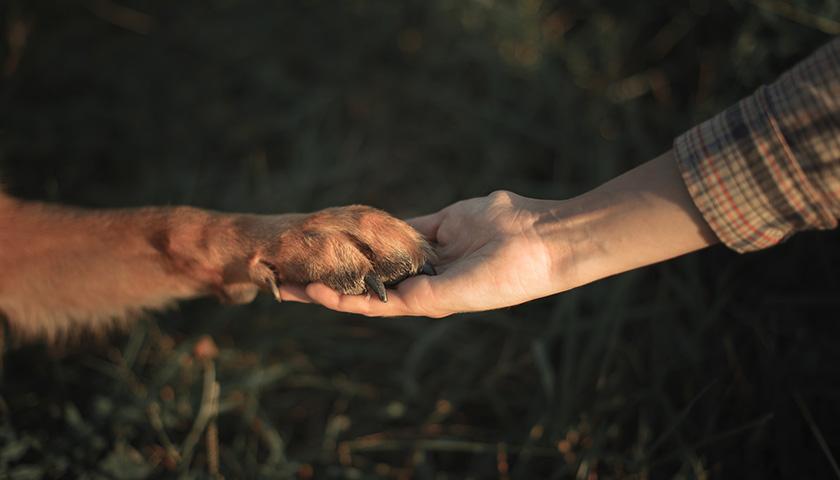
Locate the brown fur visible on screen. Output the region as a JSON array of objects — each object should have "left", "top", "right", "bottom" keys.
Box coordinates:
[{"left": 0, "top": 190, "right": 432, "bottom": 343}]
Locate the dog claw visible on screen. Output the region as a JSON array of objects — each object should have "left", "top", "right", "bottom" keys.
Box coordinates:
[
  {"left": 269, "top": 280, "right": 282, "bottom": 303},
  {"left": 364, "top": 273, "right": 388, "bottom": 302},
  {"left": 420, "top": 261, "right": 437, "bottom": 276},
  {"left": 259, "top": 259, "right": 283, "bottom": 303}
]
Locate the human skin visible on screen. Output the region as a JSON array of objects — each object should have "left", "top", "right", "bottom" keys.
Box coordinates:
[{"left": 279, "top": 150, "right": 721, "bottom": 317}]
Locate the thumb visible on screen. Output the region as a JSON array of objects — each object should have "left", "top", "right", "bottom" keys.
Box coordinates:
[{"left": 407, "top": 210, "right": 445, "bottom": 242}]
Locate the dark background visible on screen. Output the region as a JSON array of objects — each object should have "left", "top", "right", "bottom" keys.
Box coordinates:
[{"left": 1, "top": 0, "right": 839, "bottom": 478}]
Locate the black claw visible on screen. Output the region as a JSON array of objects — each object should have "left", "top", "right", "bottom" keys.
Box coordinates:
[
  {"left": 364, "top": 273, "right": 388, "bottom": 302},
  {"left": 420, "top": 261, "right": 437, "bottom": 276}
]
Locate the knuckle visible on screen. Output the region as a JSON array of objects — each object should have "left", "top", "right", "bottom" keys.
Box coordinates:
[{"left": 488, "top": 189, "right": 517, "bottom": 204}]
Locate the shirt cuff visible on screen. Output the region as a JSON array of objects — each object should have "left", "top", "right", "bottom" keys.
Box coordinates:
[{"left": 674, "top": 84, "right": 837, "bottom": 253}]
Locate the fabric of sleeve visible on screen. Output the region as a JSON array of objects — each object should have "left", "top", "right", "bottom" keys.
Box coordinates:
[{"left": 674, "top": 36, "right": 840, "bottom": 253}]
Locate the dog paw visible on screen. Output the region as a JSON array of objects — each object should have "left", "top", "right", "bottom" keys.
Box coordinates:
[{"left": 250, "top": 205, "right": 435, "bottom": 302}]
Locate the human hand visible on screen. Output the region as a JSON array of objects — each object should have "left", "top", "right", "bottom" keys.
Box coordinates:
[
  {"left": 278, "top": 152, "right": 720, "bottom": 317},
  {"left": 278, "top": 191, "right": 576, "bottom": 317}
]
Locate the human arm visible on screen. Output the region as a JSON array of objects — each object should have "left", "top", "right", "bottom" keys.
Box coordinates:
[
  {"left": 292, "top": 37, "right": 840, "bottom": 317},
  {"left": 674, "top": 36, "right": 840, "bottom": 252},
  {"left": 292, "top": 150, "right": 718, "bottom": 317}
]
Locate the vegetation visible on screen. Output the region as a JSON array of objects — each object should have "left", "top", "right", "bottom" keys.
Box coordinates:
[{"left": 1, "top": 0, "right": 839, "bottom": 477}]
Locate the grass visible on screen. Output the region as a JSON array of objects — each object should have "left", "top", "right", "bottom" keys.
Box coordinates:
[{"left": 2, "top": 0, "right": 840, "bottom": 477}]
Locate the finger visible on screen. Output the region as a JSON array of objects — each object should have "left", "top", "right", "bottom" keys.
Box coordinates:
[
  {"left": 407, "top": 211, "right": 445, "bottom": 242},
  {"left": 430, "top": 240, "right": 463, "bottom": 265},
  {"left": 305, "top": 283, "right": 413, "bottom": 317},
  {"left": 420, "top": 261, "right": 436, "bottom": 276},
  {"left": 384, "top": 276, "right": 452, "bottom": 318},
  {"left": 277, "top": 284, "right": 315, "bottom": 303},
  {"left": 307, "top": 275, "right": 453, "bottom": 318},
  {"left": 431, "top": 262, "right": 450, "bottom": 275}
]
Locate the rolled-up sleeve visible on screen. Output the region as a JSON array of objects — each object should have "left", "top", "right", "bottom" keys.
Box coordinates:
[{"left": 674, "top": 37, "right": 840, "bottom": 253}]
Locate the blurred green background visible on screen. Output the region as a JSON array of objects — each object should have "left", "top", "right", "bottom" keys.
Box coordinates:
[{"left": 1, "top": 0, "right": 840, "bottom": 478}]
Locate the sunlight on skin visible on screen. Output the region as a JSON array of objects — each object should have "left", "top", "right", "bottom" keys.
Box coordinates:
[
  {"left": 277, "top": 193, "right": 575, "bottom": 317},
  {"left": 277, "top": 151, "right": 719, "bottom": 318}
]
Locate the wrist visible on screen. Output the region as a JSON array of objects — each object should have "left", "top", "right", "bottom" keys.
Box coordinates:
[
  {"left": 547, "top": 189, "right": 638, "bottom": 291},
  {"left": 534, "top": 151, "right": 719, "bottom": 292},
  {"left": 532, "top": 197, "right": 598, "bottom": 293},
  {"left": 152, "top": 208, "right": 260, "bottom": 301}
]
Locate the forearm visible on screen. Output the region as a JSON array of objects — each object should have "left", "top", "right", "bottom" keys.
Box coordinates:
[
  {"left": 540, "top": 150, "right": 719, "bottom": 291},
  {"left": 0, "top": 198, "right": 258, "bottom": 339},
  {"left": 547, "top": 39, "right": 840, "bottom": 287},
  {"left": 301, "top": 151, "right": 723, "bottom": 318}
]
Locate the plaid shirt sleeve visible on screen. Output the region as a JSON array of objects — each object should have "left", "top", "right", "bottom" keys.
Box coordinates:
[{"left": 674, "top": 37, "right": 840, "bottom": 253}]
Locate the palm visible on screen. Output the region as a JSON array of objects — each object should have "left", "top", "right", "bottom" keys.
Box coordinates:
[
  {"left": 280, "top": 191, "right": 563, "bottom": 317},
  {"left": 411, "top": 211, "right": 556, "bottom": 315}
]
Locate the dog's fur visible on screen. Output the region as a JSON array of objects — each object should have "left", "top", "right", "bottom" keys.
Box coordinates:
[{"left": 0, "top": 188, "right": 431, "bottom": 342}]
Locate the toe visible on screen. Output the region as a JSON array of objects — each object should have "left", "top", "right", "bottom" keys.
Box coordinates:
[
  {"left": 364, "top": 273, "right": 388, "bottom": 302},
  {"left": 420, "top": 261, "right": 437, "bottom": 276}
]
